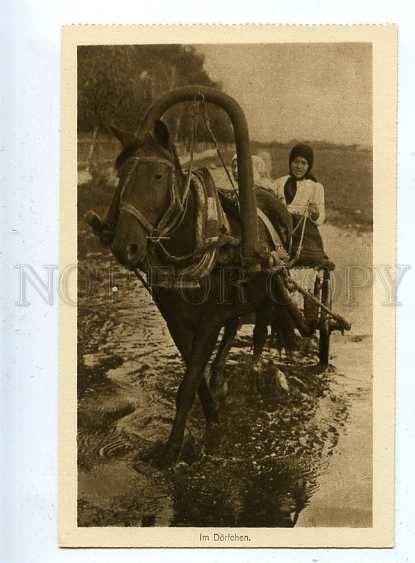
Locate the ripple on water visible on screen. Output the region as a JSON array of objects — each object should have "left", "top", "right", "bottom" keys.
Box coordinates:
[{"left": 77, "top": 246, "right": 369, "bottom": 528}]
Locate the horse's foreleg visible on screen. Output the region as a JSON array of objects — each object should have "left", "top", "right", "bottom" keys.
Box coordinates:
[
  {"left": 209, "top": 317, "right": 240, "bottom": 398},
  {"left": 161, "top": 322, "right": 222, "bottom": 467},
  {"left": 253, "top": 306, "right": 269, "bottom": 365},
  {"left": 166, "top": 322, "right": 219, "bottom": 425},
  {"left": 197, "top": 378, "right": 219, "bottom": 423},
  {"left": 252, "top": 305, "right": 276, "bottom": 393}
]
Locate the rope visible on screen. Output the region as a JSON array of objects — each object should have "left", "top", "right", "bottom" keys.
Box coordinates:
[
  {"left": 154, "top": 97, "right": 237, "bottom": 265},
  {"left": 180, "top": 101, "right": 198, "bottom": 206},
  {"left": 200, "top": 99, "right": 240, "bottom": 207},
  {"left": 286, "top": 205, "right": 309, "bottom": 267},
  {"left": 295, "top": 206, "right": 309, "bottom": 257},
  {"left": 197, "top": 99, "right": 316, "bottom": 271},
  {"left": 133, "top": 267, "right": 153, "bottom": 295},
  {"left": 198, "top": 99, "right": 310, "bottom": 271}
]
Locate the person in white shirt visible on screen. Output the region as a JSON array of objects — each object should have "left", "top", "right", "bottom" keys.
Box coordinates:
[{"left": 273, "top": 144, "right": 331, "bottom": 268}]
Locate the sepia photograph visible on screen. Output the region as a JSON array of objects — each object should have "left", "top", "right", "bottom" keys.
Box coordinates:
[{"left": 59, "top": 25, "right": 396, "bottom": 547}]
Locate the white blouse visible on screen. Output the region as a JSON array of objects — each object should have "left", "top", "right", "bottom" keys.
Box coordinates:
[{"left": 272, "top": 175, "right": 326, "bottom": 226}]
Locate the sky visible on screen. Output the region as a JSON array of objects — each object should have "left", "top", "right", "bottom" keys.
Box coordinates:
[{"left": 197, "top": 43, "right": 372, "bottom": 146}]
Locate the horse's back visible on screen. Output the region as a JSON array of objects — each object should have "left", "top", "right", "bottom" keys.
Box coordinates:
[
  {"left": 217, "top": 183, "right": 292, "bottom": 249},
  {"left": 254, "top": 187, "right": 292, "bottom": 240}
]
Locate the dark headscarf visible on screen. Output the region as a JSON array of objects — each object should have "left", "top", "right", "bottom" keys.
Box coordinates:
[{"left": 284, "top": 144, "right": 317, "bottom": 205}]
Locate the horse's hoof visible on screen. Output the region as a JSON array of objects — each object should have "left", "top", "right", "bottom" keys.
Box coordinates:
[
  {"left": 205, "top": 421, "right": 221, "bottom": 452},
  {"left": 274, "top": 368, "right": 290, "bottom": 393},
  {"left": 135, "top": 440, "right": 178, "bottom": 469},
  {"left": 210, "top": 378, "right": 228, "bottom": 402},
  {"left": 256, "top": 367, "right": 289, "bottom": 396},
  {"left": 252, "top": 360, "right": 262, "bottom": 374},
  {"left": 255, "top": 373, "right": 265, "bottom": 394},
  {"left": 157, "top": 448, "right": 181, "bottom": 469},
  {"left": 135, "top": 440, "right": 162, "bottom": 462},
  {"left": 181, "top": 437, "right": 202, "bottom": 465}
]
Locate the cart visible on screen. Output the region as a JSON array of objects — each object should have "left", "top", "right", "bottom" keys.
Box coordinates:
[{"left": 286, "top": 264, "right": 350, "bottom": 368}]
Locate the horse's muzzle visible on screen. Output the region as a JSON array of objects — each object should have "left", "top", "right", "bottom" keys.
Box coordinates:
[
  {"left": 112, "top": 238, "right": 147, "bottom": 270},
  {"left": 126, "top": 243, "right": 141, "bottom": 264}
]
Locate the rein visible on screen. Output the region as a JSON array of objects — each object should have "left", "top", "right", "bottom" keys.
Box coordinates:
[{"left": 285, "top": 204, "right": 309, "bottom": 268}]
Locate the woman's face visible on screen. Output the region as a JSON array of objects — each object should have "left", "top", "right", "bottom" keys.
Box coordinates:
[{"left": 290, "top": 156, "right": 309, "bottom": 179}]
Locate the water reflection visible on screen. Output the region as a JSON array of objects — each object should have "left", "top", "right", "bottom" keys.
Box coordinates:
[
  {"left": 171, "top": 457, "right": 314, "bottom": 528},
  {"left": 77, "top": 236, "right": 349, "bottom": 529},
  {"left": 236, "top": 460, "right": 309, "bottom": 527}
]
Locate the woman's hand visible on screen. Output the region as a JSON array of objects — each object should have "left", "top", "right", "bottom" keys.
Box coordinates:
[{"left": 308, "top": 202, "right": 320, "bottom": 221}]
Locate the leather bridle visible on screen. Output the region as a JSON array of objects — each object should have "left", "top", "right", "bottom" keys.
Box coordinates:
[{"left": 118, "top": 154, "right": 188, "bottom": 242}]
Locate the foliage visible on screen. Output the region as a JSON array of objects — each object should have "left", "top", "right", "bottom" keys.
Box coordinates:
[{"left": 77, "top": 45, "right": 233, "bottom": 142}]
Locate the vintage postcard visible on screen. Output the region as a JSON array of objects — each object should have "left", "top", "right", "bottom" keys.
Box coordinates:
[{"left": 60, "top": 24, "right": 397, "bottom": 547}]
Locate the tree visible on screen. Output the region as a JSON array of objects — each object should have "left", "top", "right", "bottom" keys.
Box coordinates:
[
  {"left": 77, "top": 45, "right": 234, "bottom": 155},
  {"left": 77, "top": 45, "right": 147, "bottom": 132}
]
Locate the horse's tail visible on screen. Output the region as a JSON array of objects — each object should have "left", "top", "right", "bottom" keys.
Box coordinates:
[
  {"left": 267, "top": 272, "right": 317, "bottom": 354},
  {"left": 254, "top": 299, "right": 298, "bottom": 358},
  {"left": 269, "top": 303, "right": 298, "bottom": 353}
]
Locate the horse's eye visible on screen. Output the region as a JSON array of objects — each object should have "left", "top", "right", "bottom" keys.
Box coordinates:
[{"left": 155, "top": 173, "right": 163, "bottom": 180}]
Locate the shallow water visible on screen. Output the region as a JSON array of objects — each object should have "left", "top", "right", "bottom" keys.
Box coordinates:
[{"left": 77, "top": 220, "right": 372, "bottom": 528}]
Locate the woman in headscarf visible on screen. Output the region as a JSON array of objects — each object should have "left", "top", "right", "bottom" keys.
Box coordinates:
[{"left": 273, "top": 144, "right": 331, "bottom": 267}]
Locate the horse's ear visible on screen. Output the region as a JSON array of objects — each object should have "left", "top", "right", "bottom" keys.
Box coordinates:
[
  {"left": 109, "top": 125, "right": 136, "bottom": 148},
  {"left": 153, "top": 120, "right": 170, "bottom": 148}
]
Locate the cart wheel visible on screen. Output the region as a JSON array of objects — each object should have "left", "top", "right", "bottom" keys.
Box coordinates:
[{"left": 319, "top": 269, "right": 332, "bottom": 367}]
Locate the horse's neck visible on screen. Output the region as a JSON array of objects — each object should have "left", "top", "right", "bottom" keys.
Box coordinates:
[{"left": 162, "top": 187, "right": 197, "bottom": 257}]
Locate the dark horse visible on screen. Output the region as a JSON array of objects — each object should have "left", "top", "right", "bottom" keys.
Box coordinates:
[{"left": 94, "top": 87, "right": 310, "bottom": 467}]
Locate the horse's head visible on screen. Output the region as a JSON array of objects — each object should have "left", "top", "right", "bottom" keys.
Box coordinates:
[{"left": 110, "top": 120, "right": 185, "bottom": 269}]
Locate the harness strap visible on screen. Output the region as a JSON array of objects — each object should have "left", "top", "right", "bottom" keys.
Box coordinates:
[
  {"left": 119, "top": 202, "right": 157, "bottom": 235},
  {"left": 128, "top": 155, "right": 175, "bottom": 168},
  {"left": 156, "top": 176, "right": 183, "bottom": 234},
  {"left": 181, "top": 106, "right": 197, "bottom": 206}
]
